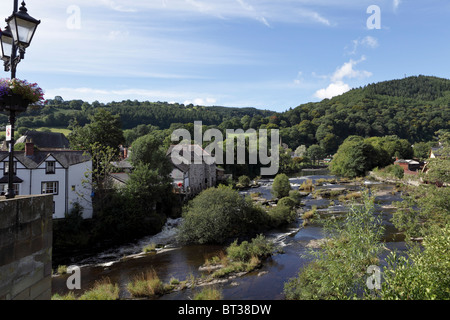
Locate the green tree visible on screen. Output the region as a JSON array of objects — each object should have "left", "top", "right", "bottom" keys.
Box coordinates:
[
  {"left": 307, "top": 144, "right": 325, "bottom": 165},
  {"left": 68, "top": 108, "right": 125, "bottom": 155},
  {"left": 284, "top": 192, "right": 384, "bottom": 300},
  {"left": 330, "top": 137, "right": 376, "bottom": 178},
  {"left": 129, "top": 133, "right": 173, "bottom": 178},
  {"left": 177, "top": 185, "right": 268, "bottom": 244},
  {"left": 271, "top": 174, "right": 291, "bottom": 198}
]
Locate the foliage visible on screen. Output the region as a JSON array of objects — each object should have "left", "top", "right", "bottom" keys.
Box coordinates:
[
  {"left": 127, "top": 270, "right": 169, "bottom": 298},
  {"left": 226, "top": 234, "right": 274, "bottom": 262},
  {"left": 177, "top": 185, "right": 269, "bottom": 244},
  {"left": 392, "top": 185, "right": 450, "bottom": 239},
  {"left": 271, "top": 173, "right": 291, "bottom": 198},
  {"left": 237, "top": 175, "right": 251, "bottom": 188},
  {"left": 68, "top": 108, "right": 125, "bottom": 155},
  {"left": 330, "top": 137, "right": 376, "bottom": 178},
  {"left": 129, "top": 133, "right": 173, "bottom": 178},
  {"left": 284, "top": 192, "right": 384, "bottom": 300},
  {"left": 379, "top": 225, "right": 450, "bottom": 300},
  {"left": 193, "top": 287, "right": 223, "bottom": 300},
  {"left": 78, "top": 278, "right": 119, "bottom": 300},
  {"left": 267, "top": 202, "right": 297, "bottom": 228}
]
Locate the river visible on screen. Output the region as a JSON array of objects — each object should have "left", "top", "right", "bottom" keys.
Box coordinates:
[{"left": 51, "top": 170, "right": 408, "bottom": 300}]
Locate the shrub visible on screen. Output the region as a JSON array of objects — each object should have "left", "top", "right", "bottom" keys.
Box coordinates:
[
  {"left": 278, "top": 197, "right": 296, "bottom": 209},
  {"left": 177, "top": 185, "right": 269, "bottom": 244},
  {"left": 268, "top": 203, "right": 296, "bottom": 228},
  {"left": 285, "top": 192, "right": 385, "bottom": 300},
  {"left": 194, "top": 287, "right": 223, "bottom": 300},
  {"left": 79, "top": 278, "right": 119, "bottom": 300},
  {"left": 271, "top": 174, "right": 291, "bottom": 198},
  {"left": 238, "top": 175, "right": 251, "bottom": 188},
  {"left": 299, "top": 179, "right": 314, "bottom": 192},
  {"left": 127, "top": 270, "right": 168, "bottom": 298}
]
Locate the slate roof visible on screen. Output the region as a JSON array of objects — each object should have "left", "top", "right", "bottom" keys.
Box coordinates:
[
  {"left": 0, "top": 150, "right": 91, "bottom": 169},
  {"left": 15, "top": 130, "right": 70, "bottom": 150}
]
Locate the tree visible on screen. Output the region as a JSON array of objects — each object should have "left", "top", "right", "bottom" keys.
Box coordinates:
[
  {"left": 129, "top": 133, "right": 173, "bottom": 178},
  {"left": 330, "top": 137, "right": 376, "bottom": 178},
  {"left": 307, "top": 144, "right": 325, "bottom": 165},
  {"left": 177, "top": 185, "right": 268, "bottom": 244},
  {"left": 271, "top": 174, "right": 291, "bottom": 198},
  {"left": 68, "top": 108, "right": 125, "bottom": 155}
]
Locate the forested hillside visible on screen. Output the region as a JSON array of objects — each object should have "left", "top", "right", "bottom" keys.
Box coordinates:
[{"left": 4, "top": 75, "right": 450, "bottom": 155}]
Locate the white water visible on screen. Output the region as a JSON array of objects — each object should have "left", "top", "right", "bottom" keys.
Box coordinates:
[{"left": 76, "top": 218, "right": 183, "bottom": 267}]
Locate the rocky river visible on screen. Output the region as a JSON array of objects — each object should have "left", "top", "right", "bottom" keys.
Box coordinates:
[{"left": 51, "top": 170, "right": 408, "bottom": 300}]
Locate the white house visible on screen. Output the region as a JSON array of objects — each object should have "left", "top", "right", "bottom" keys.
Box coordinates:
[{"left": 0, "top": 142, "right": 93, "bottom": 219}]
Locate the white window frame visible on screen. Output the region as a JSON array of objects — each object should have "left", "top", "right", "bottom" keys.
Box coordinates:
[{"left": 41, "top": 181, "right": 59, "bottom": 195}]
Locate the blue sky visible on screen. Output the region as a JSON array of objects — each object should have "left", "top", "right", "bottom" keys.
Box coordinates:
[{"left": 1, "top": 0, "right": 449, "bottom": 112}]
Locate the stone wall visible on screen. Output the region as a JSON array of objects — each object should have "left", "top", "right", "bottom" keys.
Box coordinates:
[{"left": 0, "top": 195, "right": 53, "bottom": 300}]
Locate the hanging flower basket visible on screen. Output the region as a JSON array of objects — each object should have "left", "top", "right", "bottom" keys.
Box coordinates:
[{"left": 0, "top": 78, "right": 45, "bottom": 112}]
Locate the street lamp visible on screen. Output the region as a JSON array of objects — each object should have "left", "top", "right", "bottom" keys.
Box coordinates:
[{"left": 0, "top": 0, "right": 40, "bottom": 199}]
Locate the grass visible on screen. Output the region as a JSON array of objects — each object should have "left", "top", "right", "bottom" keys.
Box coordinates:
[
  {"left": 56, "top": 265, "right": 68, "bottom": 275},
  {"left": 204, "top": 235, "right": 273, "bottom": 279},
  {"left": 193, "top": 287, "right": 223, "bottom": 300},
  {"left": 338, "top": 192, "right": 362, "bottom": 202},
  {"left": 51, "top": 292, "right": 77, "bottom": 300},
  {"left": 299, "top": 179, "right": 315, "bottom": 192},
  {"left": 143, "top": 243, "right": 157, "bottom": 253},
  {"left": 36, "top": 127, "right": 72, "bottom": 136},
  {"left": 127, "top": 269, "right": 170, "bottom": 298},
  {"left": 78, "top": 278, "right": 119, "bottom": 300},
  {"left": 302, "top": 207, "right": 318, "bottom": 227}
]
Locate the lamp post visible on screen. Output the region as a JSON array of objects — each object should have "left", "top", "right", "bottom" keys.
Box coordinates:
[{"left": 0, "top": 1, "right": 40, "bottom": 199}]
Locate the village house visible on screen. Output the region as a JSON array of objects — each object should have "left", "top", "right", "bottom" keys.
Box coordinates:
[
  {"left": 167, "top": 144, "right": 217, "bottom": 198},
  {"left": 0, "top": 134, "right": 93, "bottom": 219},
  {"left": 394, "top": 159, "right": 424, "bottom": 175}
]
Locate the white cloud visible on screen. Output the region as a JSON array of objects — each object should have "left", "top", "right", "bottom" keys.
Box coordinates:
[
  {"left": 393, "top": 0, "right": 402, "bottom": 11},
  {"left": 184, "top": 97, "right": 217, "bottom": 106},
  {"left": 314, "top": 57, "right": 372, "bottom": 100},
  {"left": 314, "top": 81, "right": 350, "bottom": 100},
  {"left": 347, "top": 36, "right": 379, "bottom": 54}
]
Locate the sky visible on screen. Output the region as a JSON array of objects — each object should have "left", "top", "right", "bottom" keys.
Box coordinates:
[{"left": 1, "top": 0, "right": 449, "bottom": 112}]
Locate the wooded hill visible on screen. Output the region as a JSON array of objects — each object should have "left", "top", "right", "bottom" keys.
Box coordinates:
[{"left": 6, "top": 75, "right": 450, "bottom": 155}]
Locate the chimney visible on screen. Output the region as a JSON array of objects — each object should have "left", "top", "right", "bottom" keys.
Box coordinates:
[
  {"left": 25, "top": 139, "right": 34, "bottom": 157},
  {"left": 123, "top": 148, "right": 128, "bottom": 159}
]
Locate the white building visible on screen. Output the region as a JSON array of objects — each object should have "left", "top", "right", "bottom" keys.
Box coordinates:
[{"left": 0, "top": 142, "right": 93, "bottom": 219}]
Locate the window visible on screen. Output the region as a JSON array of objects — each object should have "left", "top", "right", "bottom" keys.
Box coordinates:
[
  {"left": 41, "top": 181, "right": 59, "bottom": 195},
  {"left": 4, "top": 162, "right": 17, "bottom": 175},
  {"left": 46, "top": 161, "right": 56, "bottom": 174},
  {"left": 0, "top": 184, "right": 20, "bottom": 195}
]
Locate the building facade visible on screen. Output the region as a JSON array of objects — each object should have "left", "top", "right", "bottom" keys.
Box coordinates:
[{"left": 0, "top": 142, "right": 93, "bottom": 219}]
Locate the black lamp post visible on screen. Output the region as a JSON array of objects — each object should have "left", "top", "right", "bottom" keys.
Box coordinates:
[{"left": 0, "top": 1, "right": 40, "bottom": 199}]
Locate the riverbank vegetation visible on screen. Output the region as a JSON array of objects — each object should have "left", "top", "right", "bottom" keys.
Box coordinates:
[
  {"left": 285, "top": 180, "right": 450, "bottom": 300},
  {"left": 176, "top": 181, "right": 299, "bottom": 245}
]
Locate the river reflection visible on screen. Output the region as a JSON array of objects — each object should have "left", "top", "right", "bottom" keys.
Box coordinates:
[{"left": 51, "top": 171, "right": 407, "bottom": 300}]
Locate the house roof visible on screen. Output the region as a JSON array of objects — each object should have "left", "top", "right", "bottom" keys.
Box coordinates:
[
  {"left": 0, "top": 175, "right": 23, "bottom": 183},
  {"left": 15, "top": 130, "right": 70, "bottom": 150},
  {"left": 109, "top": 173, "right": 130, "bottom": 184},
  {"left": 167, "top": 144, "right": 214, "bottom": 165},
  {"left": 111, "top": 158, "right": 133, "bottom": 169},
  {"left": 0, "top": 150, "right": 91, "bottom": 169},
  {"left": 395, "top": 159, "right": 420, "bottom": 165}
]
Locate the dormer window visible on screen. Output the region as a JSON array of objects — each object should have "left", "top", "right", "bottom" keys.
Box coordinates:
[
  {"left": 46, "top": 161, "right": 56, "bottom": 174},
  {"left": 4, "top": 161, "right": 17, "bottom": 175}
]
